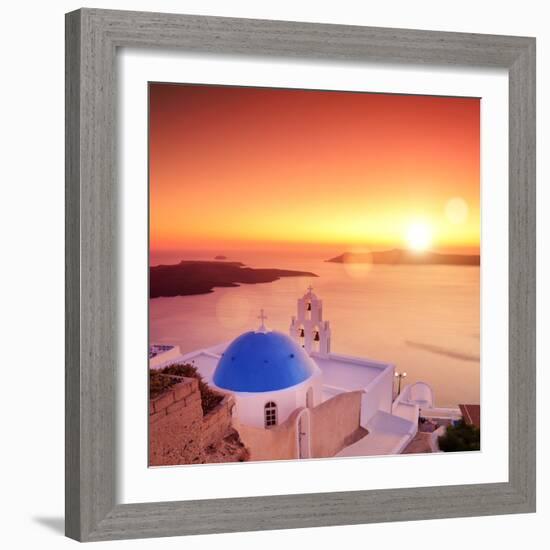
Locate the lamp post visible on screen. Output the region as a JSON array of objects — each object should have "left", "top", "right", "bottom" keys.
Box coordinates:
[{"left": 395, "top": 371, "right": 407, "bottom": 396}]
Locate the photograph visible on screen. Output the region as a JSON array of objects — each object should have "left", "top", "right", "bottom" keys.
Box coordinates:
[{"left": 148, "top": 82, "right": 481, "bottom": 466}]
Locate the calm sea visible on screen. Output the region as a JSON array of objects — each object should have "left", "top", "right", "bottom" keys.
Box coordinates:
[{"left": 149, "top": 251, "right": 480, "bottom": 408}]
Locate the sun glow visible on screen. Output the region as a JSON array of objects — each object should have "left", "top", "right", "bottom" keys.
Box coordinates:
[
  {"left": 150, "top": 85, "right": 480, "bottom": 254},
  {"left": 405, "top": 222, "right": 433, "bottom": 252}
]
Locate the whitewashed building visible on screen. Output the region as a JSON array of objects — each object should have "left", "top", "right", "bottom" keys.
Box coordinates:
[{"left": 151, "top": 287, "right": 440, "bottom": 456}]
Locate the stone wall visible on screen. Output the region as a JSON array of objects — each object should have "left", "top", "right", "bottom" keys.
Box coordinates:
[
  {"left": 149, "top": 377, "right": 203, "bottom": 466},
  {"left": 202, "top": 396, "right": 235, "bottom": 449},
  {"left": 149, "top": 377, "right": 239, "bottom": 466}
]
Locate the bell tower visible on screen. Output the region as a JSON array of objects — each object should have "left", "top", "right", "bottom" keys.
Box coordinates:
[{"left": 290, "top": 286, "right": 331, "bottom": 357}]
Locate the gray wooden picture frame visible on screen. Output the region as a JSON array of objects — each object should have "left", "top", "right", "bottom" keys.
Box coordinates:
[{"left": 65, "top": 8, "right": 536, "bottom": 542}]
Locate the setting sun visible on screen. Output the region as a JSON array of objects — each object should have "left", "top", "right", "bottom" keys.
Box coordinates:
[{"left": 405, "top": 222, "right": 433, "bottom": 252}]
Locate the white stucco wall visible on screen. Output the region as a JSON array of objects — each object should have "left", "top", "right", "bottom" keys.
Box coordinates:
[
  {"left": 360, "top": 365, "right": 395, "bottom": 425},
  {"left": 221, "top": 371, "right": 323, "bottom": 428}
]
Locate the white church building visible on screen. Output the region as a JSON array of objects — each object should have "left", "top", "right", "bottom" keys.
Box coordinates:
[{"left": 151, "top": 287, "right": 450, "bottom": 458}]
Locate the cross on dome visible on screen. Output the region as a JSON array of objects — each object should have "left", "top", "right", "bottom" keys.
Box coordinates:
[
  {"left": 257, "top": 309, "right": 268, "bottom": 332},
  {"left": 307, "top": 285, "right": 314, "bottom": 293}
]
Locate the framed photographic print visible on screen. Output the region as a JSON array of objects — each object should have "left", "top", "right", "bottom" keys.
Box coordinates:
[
  {"left": 65, "top": 8, "right": 536, "bottom": 542},
  {"left": 147, "top": 83, "right": 481, "bottom": 466}
]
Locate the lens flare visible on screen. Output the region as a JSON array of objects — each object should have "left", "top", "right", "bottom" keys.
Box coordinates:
[{"left": 445, "top": 197, "right": 469, "bottom": 225}]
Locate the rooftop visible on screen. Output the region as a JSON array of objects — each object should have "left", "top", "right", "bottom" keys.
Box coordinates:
[{"left": 312, "top": 352, "right": 390, "bottom": 392}]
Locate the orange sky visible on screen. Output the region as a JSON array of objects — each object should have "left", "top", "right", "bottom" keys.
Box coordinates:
[{"left": 149, "top": 83, "right": 480, "bottom": 254}]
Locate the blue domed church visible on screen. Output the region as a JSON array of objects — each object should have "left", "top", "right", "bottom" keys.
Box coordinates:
[{"left": 212, "top": 311, "right": 323, "bottom": 428}]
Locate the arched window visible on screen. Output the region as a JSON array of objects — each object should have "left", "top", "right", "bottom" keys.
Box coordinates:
[{"left": 264, "top": 401, "right": 278, "bottom": 427}]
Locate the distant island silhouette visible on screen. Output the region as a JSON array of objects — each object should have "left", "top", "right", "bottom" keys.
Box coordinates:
[
  {"left": 326, "top": 249, "right": 480, "bottom": 266},
  {"left": 214, "top": 255, "right": 227, "bottom": 260},
  {"left": 150, "top": 260, "right": 318, "bottom": 298}
]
